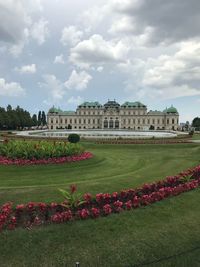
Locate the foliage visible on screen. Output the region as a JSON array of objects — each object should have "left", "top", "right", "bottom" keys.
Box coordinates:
[
  {"left": 192, "top": 117, "right": 200, "bottom": 131},
  {"left": 0, "top": 105, "right": 33, "bottom": 130},
  {"left": 0, "top": 140, "right": 84, "bottom": 160},
  {"left": 58, "top": 185, "right": 85, "bottom": 209},
  {"left": 68, "top": 133, "right": 80, "bottom": 143}
]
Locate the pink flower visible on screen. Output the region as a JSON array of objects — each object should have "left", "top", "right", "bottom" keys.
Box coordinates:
[
  {"left": 112, "top": 192, "right": 118, "bottom": 199},
  {"left": 103, "top": 204, "right": 112, "bottom": 215},
  {"left": 113, "top": 200, "right": 123, "bottom": 212},
  {"left": 83, "top": 193, "right": 92, "bottom": 203},
  {"left": 125, "top": 200, "right": 132, "bottom": 210},
  {"left": 78, "top": 209, "right": 90, "bottom": 219},
  {"left": 91, "top": 208, "right": 100, "bottom": 218}
]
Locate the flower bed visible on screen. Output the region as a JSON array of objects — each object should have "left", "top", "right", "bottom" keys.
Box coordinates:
[
  {"left": 1, "top": 165, "right": 200, "bottom": 231},
  {"left": 95, "top": 139, "right": 191, "bottom": 145},
  {"left": 0, "top": 140, "right": 84, "bottom": 160},
  {"left": 0, "top": 152, "right": 93, "bottom": 166},
  {"left": 0, "top": 140, "right": 94, "bottom": 165}
]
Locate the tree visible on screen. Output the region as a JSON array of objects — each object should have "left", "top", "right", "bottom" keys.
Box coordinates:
[
  {"left": 32, "top": 114, "right": 38, "bottom": 126},
  {"left": 38, "top": 111, "right": 42, "bottom": 126},
  {"left": 41, "top": 111, "right": 47, "bottom": 125},
  {"left": 192, "top": 117, "right": 200, "bottom": 130}
]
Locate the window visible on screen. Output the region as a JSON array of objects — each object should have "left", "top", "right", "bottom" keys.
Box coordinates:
[
  {"left": 60, "top": 119, "right": 62, "bottom": 124},
  {"left": 51, "top": 119, "right": 53, "bottom": 123},
  {"left": 157, "top": 119, "right": 160, "bottom": 124},
  {"left": 143, "top": 119, "right": 145, "bottom": 124},
  {"left": 93, "top": 119, "right": 95, "bottom": 124},
  {"left": 56, "top": 119, "right": 58, "bottom": 124},
  {"left": 172, "top": 118, "right": 175, "bottom": 124},
  {"left": 167, "top": 119, "right": 169, "bottom": 124},
  {"left": 79, "top": 119, "right": 81, "bottom": 124},
  {"left": 65, "top": 119, "right": 67, "bottom": 124}
]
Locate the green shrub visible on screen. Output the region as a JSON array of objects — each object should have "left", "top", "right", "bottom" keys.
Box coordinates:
[
  {"left": 68, "top": 133, "right": 80, "bottom": 143},
  {"left": 0, "top": 140, "right": 84, "bottom": 160}
]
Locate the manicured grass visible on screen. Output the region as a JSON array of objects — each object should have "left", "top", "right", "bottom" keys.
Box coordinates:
[
  {"left": 1, "top": 142, "right": 200, "bottom": 266},
  {"left": 191, "top": 133, "right": 200, "bottom": 140}
]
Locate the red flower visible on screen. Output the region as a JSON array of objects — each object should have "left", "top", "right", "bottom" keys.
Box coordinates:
[
  {"left": 113, "top": 200, "right": 123, "bottom": 212},
  {"left": 91, "top": 208, "right": 100, "bottom": 218},
  {"left": 78, "top": 209, "right": 90, "bottom": 219},
  {"left": 83, "top": 193, "right": 92, "bottom": 203},
  {"left": 70, "top": 184, "right": 77, "bottom": 194},
  {"left": 16, "top": 204, "right": 25, "bottom": 211},
  {"left": 103, "top": 204, "right": 112, "bottom": 215},
  {"left": 125, "top": 200, "right": 132, "bottom": 210},
  {"left": 112, "top": 192, "right": 118, "bottom": 199}
]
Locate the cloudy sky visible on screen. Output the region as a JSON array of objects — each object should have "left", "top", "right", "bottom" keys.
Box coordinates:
[{"left": 0, "top": 0, "right": 200, "bottom": 122}]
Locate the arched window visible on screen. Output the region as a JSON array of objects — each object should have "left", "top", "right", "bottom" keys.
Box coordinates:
[
  {"left": 104, "top": 120, "right": 108, "bottom": 128},
  {"left": 115, "top": 120, "right": 119, "bottom": 129},
  {"left": 109, "top": 120, "right": 114, "bottom": 128}
]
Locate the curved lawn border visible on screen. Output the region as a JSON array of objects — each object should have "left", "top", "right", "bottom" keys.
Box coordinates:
[
  {"left": 0, "top": 152, "right": 93, "bottom": 166},
  {"left": 0, "top": 165, "right": 200, "bottom": 231}
]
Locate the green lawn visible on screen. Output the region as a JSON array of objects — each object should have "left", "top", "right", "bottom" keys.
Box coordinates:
[{"left": 1, "top": 143, "right": 200, "bottom": 267}]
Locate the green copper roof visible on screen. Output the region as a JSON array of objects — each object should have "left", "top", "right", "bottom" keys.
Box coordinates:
[
  {"left": 48, "top": 106, "right": 61, "bottom": 113},
  {"left": 148, "top": 110, "right": 164, "bottom": 115},
  {"left": 121, "top": 101, "right": 146, "bottom": 108},
  {"left": 48, "top": 107, "right": 75, "bottom": 115},
  {"left": 61, "top": 111, "right": 75, "bottom": 115},
  {"left": 79, "top": 101, "right": 102, "bottom": 107},
  {"left": 164, "top": 106, "right": 178, "bottom": 114}
]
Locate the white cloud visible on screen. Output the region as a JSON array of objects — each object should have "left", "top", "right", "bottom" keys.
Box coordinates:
[
  {"left": 43, "top": 74, "right": 65, "bottom": 101},
  {"left": 0, "top": 78, "right": 25, "bottom": 97},
  {"left": 60, "top": 26, "right": 83, "bottom": 46},
  {"left": 30, "top": 18, "right": 49, "bottom": 45},
  {"left": 15, "top": 64, "right": 36, "bottom": 74},
  {"left": 79, "top": 5, "right": 109, "bottom": 32},
  {"left": 70, "top": 34, "right": 130, "bottom": 68},
  {"left": 67, "top": 96, "right": 84, "bottom": 105},
  {"left": 65, "top": 70, "right": 92, "bottom": 91},
  {"left": 120, "top": 41, "right": 200, "bottom": 100},
  {"left": 54, "top": 54, "right": 65, "bottom": 64}
]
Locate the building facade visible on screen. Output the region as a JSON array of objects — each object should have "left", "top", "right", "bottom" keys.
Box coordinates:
[{"left": 47, "top": 100, "right": 179, "bottom": 131}]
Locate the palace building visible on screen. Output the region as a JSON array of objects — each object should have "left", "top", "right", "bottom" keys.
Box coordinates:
[{"left": 47, "top": 100, "right": 179, "bottom": 131}]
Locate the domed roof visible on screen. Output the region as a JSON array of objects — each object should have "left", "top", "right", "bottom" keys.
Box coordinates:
[
  {"left": 48, "top": 106, "right": 62, "bottom": 113},
  {"left": 164, "top": 106, "right": 178, "bottom": 114},
  {"left": 104, "top": 100, "right": 120, "bottom": 108}
]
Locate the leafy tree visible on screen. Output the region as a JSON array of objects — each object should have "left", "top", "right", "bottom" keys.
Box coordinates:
[{"left": 192, "top": 117, "right": 200, "bottom": 129}]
